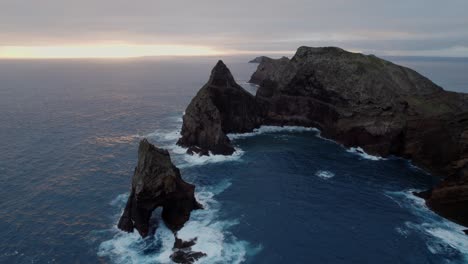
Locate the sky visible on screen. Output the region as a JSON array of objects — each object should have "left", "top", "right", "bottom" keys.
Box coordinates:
[{"left": 0, "top": 0, "right": 467, "bottom": 58}]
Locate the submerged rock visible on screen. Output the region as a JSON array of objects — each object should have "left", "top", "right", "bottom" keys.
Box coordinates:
[
  {"left": 177, "top": 60, "right": 261, "bottom": 155},
  {"left": 118, "top": 139, "right": 202, "bottom": 237},
  {"left": 177, "top": 46, "right": 468, "bottom": 227},
  {"left": 171, "top": 237, "right": 207, "bottom": 263}
]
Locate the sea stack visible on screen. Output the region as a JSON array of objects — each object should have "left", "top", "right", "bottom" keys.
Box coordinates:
[
  {"left": 177, "top": 60, "right": 261, "bottom": 155},
  {"left": 118, "top": 139, "right": 201, "bottom": 237},
  {"left": 177, "top": 46, "right": 468, "bottom": 227}
]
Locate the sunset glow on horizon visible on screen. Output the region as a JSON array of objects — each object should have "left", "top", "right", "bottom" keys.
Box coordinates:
[{"left": 0, "top": 44, "right": 226, "bottom": 59}]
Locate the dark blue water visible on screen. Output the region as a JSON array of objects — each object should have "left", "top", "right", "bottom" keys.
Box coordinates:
[{"left": 1, "top": 56, "right": 467, "bottom": 264}]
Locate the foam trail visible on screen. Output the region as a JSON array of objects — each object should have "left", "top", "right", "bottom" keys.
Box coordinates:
[
  {"left": 178, "top": 149, "right": 245, "bottom": 168},
  {"left": 347, "top": 147, "right": 385, "bottom": 161},
  {"left": 386, "top": 190, "right": 468, "bottom": 262},
  {"left": 315, "top": 170, "right": 335, "bottom": 179},
  {"left": 228, "top": 125, "right": 319, "bottom": 140}
]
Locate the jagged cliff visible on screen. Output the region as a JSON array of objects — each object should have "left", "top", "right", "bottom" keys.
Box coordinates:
[
  {"left": 118, "top": 139, "right": 205, "bottom": 263},
  {"left": 177, "top": 47, "right": 468, "bottom": 228},
  {"left": 118, "top": 139, "right": 201, "bottom": 237},
  {"left": 176, "top": 60, "right": 261, "bottom": 155}
]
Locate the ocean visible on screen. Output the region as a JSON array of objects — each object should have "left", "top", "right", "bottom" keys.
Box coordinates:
[{"left": 0, "top": 55, "right": 467, "bottom": 264}]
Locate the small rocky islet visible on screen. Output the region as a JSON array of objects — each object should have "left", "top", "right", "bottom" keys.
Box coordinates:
[
  {"left": 118, "top": 46, "right": 468, "bottom": 263},
  {"left": 117, "top": 139, "right": 205, "bottom": 263}
]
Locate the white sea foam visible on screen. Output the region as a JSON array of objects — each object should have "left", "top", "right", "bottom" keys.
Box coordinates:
[
  {"left": 228, "top": 125, "right": 319, "bottom": 140},
  {"left": 178, "top": 149, "right": 245, "bottom": 168},
  {"left": 144, "top": 129, "right": 181, "bottom": 143},
  {"left": 315, "top": 170, "right": 335, "bottom": 179},
  {"left": 386, "top": 190, "right": 468, "bottom": 261},
  {"left": 98, "top": 181, "right": 261, "bottom": 264},
  {"left": 347, "top": 147, "right": 385, "bottom": 161},
  {"left": 137, "top": 125, "right": 246, "bottom": 168},
  {"left": 110, "top": 193, "right": 129, "bottom": 207}
]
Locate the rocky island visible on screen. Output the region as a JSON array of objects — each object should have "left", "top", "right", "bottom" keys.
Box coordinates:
[
  {"left": 118, "top": 139, "right": 205, "bottom": 263},
  {"left": 177, "top": 46, "right": 468, "bottom": 229}
]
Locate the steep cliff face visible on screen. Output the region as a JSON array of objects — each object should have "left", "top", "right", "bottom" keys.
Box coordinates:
[
  {"left": 118, "top": 139, "right": 201, "bottom": 237},
  {"left": 251, "top": 47, "right": 468, "bottom": 227},
  {"left": 251, "top": 46, "right": 468, "bottom": 177},
  {"left": 177, "top": 47, "right": 468, "bottom": 227},
  {"left": 177, "top": 60, "right": 261, "bottom": 155},
  {"left": 416, "top": 166, "right": 468, "bottom": 227}
]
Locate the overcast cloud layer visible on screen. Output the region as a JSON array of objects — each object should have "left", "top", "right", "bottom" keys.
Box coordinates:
[{"left": 1, "top": 0, "right": 467, "bottom": 56}]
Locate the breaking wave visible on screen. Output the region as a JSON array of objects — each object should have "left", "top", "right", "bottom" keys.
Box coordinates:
[
  {"left": 385, "top": 190, "right": 468, "bottom": 263},
  {"left": 346, "top": 147, "right": 385, "bottom": 161},
  {"left": 228, "top": 126, "right": 319, "bottom": 140},
  {"left": 98, "top": 181, "right": 261, "bottom": 264}
]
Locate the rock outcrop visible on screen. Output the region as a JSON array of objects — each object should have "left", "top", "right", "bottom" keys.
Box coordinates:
[
  {"left": 249, "top": 56, "right": 269, "bottom": 63},
  {"left": 415, "top": 167, "right": 468, "bottom": 227},
  {"left": 171, "top": 238, "right": 207, "bottom": 263},
  {"left": 177, "top": 60, "right": 261, "bottom": 155},
  {"left": 118, "top": 139, "right": 202, "bottom": 237},
  {"left": 250, "top": 46, "right": 468, "bottom": 227},
  {"left": 177, "top": 46, "right": 468, "bottom": 227},
  {"left": 249, "top": 56, "right": 288, "bottom": 64}
]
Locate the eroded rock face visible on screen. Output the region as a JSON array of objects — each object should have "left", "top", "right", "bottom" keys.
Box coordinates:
[
  {"left": 250, "top": 46, "right": 468, "bottom": 227},
  {"left": 118, "top": 139, "right": 201, "bottom": 237},
  {"left": 177, "top": 60, "right": 261, "bottom": 155},
  {"left": 416, "top": 166, "right": 468, "bottom": 227},
  {"left": 248, "top": 56, "right": 288, "bottom": 64},
  {"left": 251, "top": 46, "right": 468, "bottom": 177},
  {"left": 177, "top": 46, "right": 468, "bottom": 227}
]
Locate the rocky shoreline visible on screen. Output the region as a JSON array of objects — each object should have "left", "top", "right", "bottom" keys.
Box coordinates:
[{"left": 177, "top": 46, "right": 468, "bottom": 229}]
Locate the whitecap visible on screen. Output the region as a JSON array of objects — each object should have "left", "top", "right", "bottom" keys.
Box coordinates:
[
  {"left": 228, "top": 125, "right": 319, "bottom": 140},
  {"left": 178, "top": 149, "right": 245, "bottom": 168},
  {"left": 315, "top": 170, "right": 335, "bottom": 179},
  {"left": 386, "top": 190, "right": 468, "bottom": 261},
  {"left": 137, "top": 120, "right": 246, "bottom": 168},
  {"left": 347, "top": 147, "right": 385, "bottom": 161},
  {"left": 110, "top": 193, "right": 129, "bottom": 207},
  {"left": 98, "top": 224, "right": 175, "bottom": 264},
  {"left": 144, "top": 129, "right": 181, "bottom": 143}
]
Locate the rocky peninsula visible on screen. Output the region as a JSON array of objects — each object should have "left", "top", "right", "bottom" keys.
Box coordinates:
[
  {"left": 118, "top": 139, "right": 205, "bottom": 263},
  {"left": 177, "top": 46, "right": 468, "bottom": 228},
  {"left": 249, "top": 56, "right": 288, "bottom": 64}
]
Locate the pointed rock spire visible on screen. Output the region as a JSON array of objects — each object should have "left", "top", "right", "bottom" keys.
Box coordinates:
[
  {"left": 177, "top": 61, "right": 261, "bottom": 155},
  {"left": 208, "top": 60, "right": 237, "bottom": 87}
]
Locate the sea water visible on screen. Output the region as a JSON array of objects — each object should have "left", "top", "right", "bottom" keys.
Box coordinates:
[{"left": 0, "top": 56, "right": 467, "bottom": 263}]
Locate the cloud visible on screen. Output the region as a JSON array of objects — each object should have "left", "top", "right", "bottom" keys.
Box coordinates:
[{"left": 0, "top": 0, "right": 467, "bottom": 56}]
